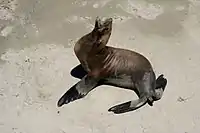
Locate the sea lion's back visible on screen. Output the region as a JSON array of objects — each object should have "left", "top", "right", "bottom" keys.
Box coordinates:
[{"left": 106, "top": 47, "right": 153, "bottom": 75}]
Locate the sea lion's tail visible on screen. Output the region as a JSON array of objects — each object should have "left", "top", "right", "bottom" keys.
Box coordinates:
[{"left": 108, "top": 97, "right": 147, "bottom": 114}]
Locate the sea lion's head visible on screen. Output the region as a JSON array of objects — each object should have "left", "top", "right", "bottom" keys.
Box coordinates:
[{"left": 93, "top": 16, "right": 113, "bottom": 48}]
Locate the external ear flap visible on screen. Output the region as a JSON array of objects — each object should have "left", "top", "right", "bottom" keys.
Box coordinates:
[{"left": 95, "top": 16, "right": 101, "bottom": 28}]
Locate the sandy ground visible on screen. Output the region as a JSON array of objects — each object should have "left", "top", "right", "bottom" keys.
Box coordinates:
[{"left": 0, "top": 0, "right": 200, "bottom": 133}]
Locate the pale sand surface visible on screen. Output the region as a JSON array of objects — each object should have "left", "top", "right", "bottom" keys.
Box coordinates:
[{"left": 0, "top": 0, "right": 200, "bottom": 133}]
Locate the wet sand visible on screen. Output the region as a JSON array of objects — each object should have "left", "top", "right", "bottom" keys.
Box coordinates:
[{"left": 0, "top": 0, "right": 200, "bottom": 133}]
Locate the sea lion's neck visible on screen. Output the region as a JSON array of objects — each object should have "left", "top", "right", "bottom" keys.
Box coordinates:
[
  {"left": 74, "top": 30, "right": 109, "bottom": 63},
  {"left": 81, "top": 30, "right": 108, "bottom": 55}
]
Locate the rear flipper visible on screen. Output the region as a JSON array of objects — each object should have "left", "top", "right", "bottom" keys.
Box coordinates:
[
  {"left": 108, "top": 97, "right": 147, "bottom": 114},
  {"left": 153, "top": 74, "right": 167, "bottom": 101},
  {"left": 156, "top": 74, "right": 167, "bottom": 91},
  {"left": 57, "top": 75, "right": 99, "bottom": 107}
]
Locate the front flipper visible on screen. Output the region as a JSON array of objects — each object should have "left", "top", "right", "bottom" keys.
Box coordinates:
[
  {"left": 57, "top": 75, "right": 99, "bottom": 107},
  {"left": 108, "top": 97, "right": 147, "bottom": 114},
  {"left": 70, "top": 64, "right": 87, "bottom": 79},
  {"left": 57, "top": 83, "right": 83, "bottom": 107}
]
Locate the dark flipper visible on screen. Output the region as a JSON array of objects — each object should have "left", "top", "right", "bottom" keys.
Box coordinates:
[
  {"left": 156, "top": 74, "right": 167, "bottom": 91},
  {"left": 153, "top": 74, "right": 167, "bottom": 101},
  {"left": 108, "top": 97, "right": 147, "bottom": 114},
  {"left": 57, "top": 83, "right": 83, "bottom": 107},
  {"left": 70, "top": 64, "right": 87, "bottom": 79},
  {"left": 57, "top": 75, "right": 99, "bottom": 107}
]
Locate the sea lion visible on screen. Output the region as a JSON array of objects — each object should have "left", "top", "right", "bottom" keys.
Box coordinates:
[{"left": 57, "top": 17, "right": 167, "bottom": 114}]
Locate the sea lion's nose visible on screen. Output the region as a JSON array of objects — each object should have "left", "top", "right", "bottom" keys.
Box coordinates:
[
  {"left": 107, "top": 18, "right": 113, "bottom": 22},
  {"left": 103, "top": 17, "right": 112, "bottom": 23}
]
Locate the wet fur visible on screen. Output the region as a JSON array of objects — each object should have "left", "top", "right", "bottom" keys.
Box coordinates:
[{"left": 57, "top": 17, "right": 167, "bottom": 114}]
